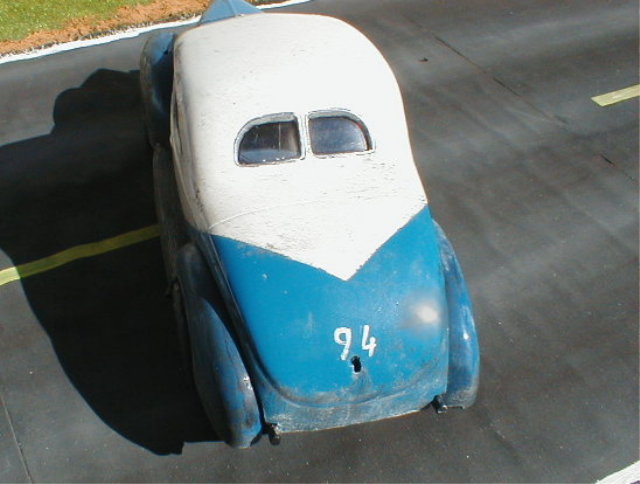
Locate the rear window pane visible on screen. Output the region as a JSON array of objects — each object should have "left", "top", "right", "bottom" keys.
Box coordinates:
[
  {"left": 238, "top": 120, "right": 301, "bottom": 165},
  {"left": 309, "top": 116, "right": 371, "bottom": 155}
]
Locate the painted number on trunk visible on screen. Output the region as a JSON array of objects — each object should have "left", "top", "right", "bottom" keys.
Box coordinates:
[{"left": 334, "top": 325, "right": 377, "bottom": 360}]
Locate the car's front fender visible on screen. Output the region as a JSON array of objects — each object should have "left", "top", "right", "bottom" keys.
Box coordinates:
[{"left": 139, "top": 31, "right": 174, "bottom": 148}]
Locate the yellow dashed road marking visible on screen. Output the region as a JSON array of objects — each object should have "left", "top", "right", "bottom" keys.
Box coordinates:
[
  {"left": 591, "top": 84, "right": 640, "bottom": 107},
  {"left": 0, "top": 225, "right": 159, "bottom": 287}
]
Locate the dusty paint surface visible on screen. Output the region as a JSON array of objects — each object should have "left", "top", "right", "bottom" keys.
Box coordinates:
[{"left": 172, "top": 13, "right": 427, "bottom": 280}]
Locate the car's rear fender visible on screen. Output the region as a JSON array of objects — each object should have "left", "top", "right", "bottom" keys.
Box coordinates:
[
  {"left": 176, "top": 242, "right": 263, "bottom": 448},
  {"left": 435, "top": 223, "right": 480, "bottom": 408}
]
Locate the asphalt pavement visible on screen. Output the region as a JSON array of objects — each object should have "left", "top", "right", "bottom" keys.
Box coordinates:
[{"left": 0, "top": 0, "right": 638, "bottom": 481}]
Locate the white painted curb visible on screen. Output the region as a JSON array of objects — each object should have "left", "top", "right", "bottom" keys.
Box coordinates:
[
  {"left": 597, "top": 461, "right": 640, "bottom": 484},
  {"left": 0, "top": 0, "right": 311, "bottom": 65}
]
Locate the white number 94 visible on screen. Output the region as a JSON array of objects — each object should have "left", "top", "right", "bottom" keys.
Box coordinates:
[{"left": 334, "top": 325, "right": 377, "bottom": 360}]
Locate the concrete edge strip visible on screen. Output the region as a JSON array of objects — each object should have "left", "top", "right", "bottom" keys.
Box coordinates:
[
  {"left": 0, "top": 225, "right": 160, "bottom": 287},
  {"left": 0, "top": 0, "right": 311, "bottom": 66}
]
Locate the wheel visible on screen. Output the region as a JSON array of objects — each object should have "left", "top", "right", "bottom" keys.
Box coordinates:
[{"left": 171, "top": 280, "right": 193, "bottom": 383}]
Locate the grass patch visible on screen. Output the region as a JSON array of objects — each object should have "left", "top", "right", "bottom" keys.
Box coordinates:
[
  {"left": 0, "top": 0, "right": 292, "bottom": 54},
  {"left": 0, "top": 0, "right": 283, "bottom": 45},
  {"left": 0, "top": 0, "right": 164, "bottom": 42}
]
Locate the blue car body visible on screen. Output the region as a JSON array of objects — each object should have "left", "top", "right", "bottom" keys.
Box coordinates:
[{"left": 140, "top": 0, "right": 479, "bottom": 448}]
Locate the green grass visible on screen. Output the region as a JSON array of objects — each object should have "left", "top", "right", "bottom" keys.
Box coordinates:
[{"left": 0, "top": 0, "right": 156, "bottom": 42}]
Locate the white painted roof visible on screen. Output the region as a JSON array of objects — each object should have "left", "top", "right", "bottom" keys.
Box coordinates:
[{"left": 172, "top": 13, "right": 427, "bottom": 280}]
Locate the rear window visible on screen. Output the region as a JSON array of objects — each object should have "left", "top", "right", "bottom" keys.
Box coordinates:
[
  {"left": 238, "top": 116, "right": 301, "bottom": 165},
  {"left": 309, "top": 114, "right": 372, "bottom": 155}
]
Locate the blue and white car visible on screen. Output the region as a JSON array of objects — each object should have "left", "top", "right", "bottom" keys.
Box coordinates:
[{"left": 140, "top": 0, "right": 479, "bottom": 448}]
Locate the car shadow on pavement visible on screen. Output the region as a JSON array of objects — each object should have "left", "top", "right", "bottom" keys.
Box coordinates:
[{"left": 0, "top": 68, "right": 218, "bottom": 455}]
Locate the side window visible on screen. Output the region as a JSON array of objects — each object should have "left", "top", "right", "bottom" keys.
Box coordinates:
[
  {"left": 309, "top": 113, "right": 372, "bottom": 155},
  {"left": 237, "top": 115, "right": 301, "bottom": 165}
]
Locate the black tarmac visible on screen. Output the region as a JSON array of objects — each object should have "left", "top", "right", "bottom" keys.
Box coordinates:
[{"left": 0, "top": 0, "right": 638, "bottom": 481}]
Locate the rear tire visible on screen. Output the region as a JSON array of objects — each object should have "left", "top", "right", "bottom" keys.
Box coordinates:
[{"left": 172, "top": 280, "right": 193, "bottom": 384}]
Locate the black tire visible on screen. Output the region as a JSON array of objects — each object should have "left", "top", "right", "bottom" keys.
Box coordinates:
[{"left": 171, "top": 280, "right": 194, "bottom": 384}]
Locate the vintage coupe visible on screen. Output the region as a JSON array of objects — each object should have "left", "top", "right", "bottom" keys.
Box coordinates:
[{"left": 140, "top": 0, "right": 479, "bottom": 448}]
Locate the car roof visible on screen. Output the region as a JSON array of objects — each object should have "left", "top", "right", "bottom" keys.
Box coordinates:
[
  {"left": 173, "top": 13, "right": 410, "bottom": 162},
  {"left": 172, "top": 13, "right": 428, "bottom": 280}
]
